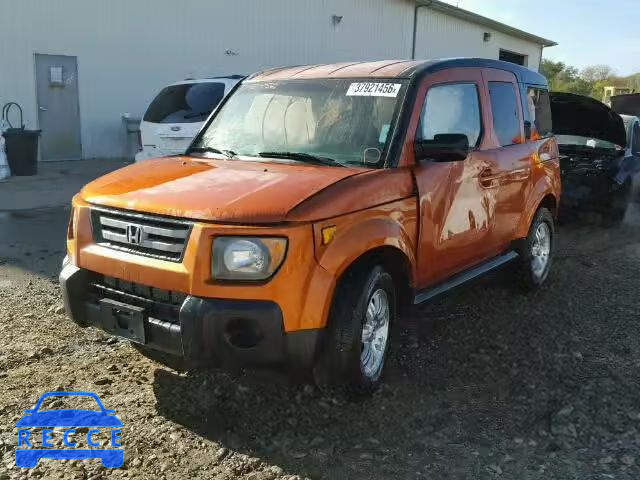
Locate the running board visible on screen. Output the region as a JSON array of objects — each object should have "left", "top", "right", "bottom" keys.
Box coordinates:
[{"left": 413, "top": 251, "right": 519, "bottom": 305}]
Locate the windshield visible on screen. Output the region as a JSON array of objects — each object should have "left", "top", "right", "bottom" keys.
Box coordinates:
[
  {"left": 556, "top": 135, "right": 619, "bottom": 150},
  {"left": 144, "top": 82, "right": 226, "bottom": 124},
  {"left": 190, "top": 79, "right": 407, "bottom": 167}
]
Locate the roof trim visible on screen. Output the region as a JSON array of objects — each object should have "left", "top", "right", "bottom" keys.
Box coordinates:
[{"left": 417, "top": 0, "right": 558, "bottom": 48}]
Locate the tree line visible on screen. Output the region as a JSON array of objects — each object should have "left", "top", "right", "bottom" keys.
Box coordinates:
[{"left": 540, "top": 59, "right": 640, "bottom": 101}]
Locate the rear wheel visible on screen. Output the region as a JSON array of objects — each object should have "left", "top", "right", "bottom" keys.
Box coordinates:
[
  {"left": 515, "top": 208, "right": 554, "bottom": 291},
  {"left": 314, "top": 265, "right": 395, "bottom": 395}
]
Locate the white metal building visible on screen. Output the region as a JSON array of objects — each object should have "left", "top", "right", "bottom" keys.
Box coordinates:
[{"left": 0, "top": 0, "right": 556, "bottom": 161}]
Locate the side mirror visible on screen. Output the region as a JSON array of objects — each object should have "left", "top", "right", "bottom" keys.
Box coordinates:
[{"left": 415, "top": 133, "right": 470, "bottom": 162}]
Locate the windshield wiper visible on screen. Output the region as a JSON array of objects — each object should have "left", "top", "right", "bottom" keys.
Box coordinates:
[
  {"left": 257, "top": 151, "right": 343, "bottom": 167},
  {"left": 189, "top": 146, "right": 237, "bottom": 159}
]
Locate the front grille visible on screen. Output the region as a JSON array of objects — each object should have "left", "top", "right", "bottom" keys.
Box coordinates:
[
  {"left": 91, "top": 208, "right": 192, "bottom": 262},
  {"left": 88, "top": 274, "right": 187, "bottom": 324}
]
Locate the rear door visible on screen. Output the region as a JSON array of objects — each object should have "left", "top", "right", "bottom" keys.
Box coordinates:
[
  {"left": 477, "top": 68, "right": 532, "bottom": 248},
  {"left": 140, "top": 81, "right": 228, "bottom": 155}
]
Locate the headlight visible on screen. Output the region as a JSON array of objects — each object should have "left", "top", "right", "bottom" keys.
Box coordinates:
[{"left": 212, "top": 237, "right": 287, "bottom": 281}]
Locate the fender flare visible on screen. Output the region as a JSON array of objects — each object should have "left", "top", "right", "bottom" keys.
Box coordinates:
[
  {"left": 515, "top": 178, "right": 558, "bottom": 238},
  {"left": 315, "top": 216, "right": 416, "bottom": 284}
]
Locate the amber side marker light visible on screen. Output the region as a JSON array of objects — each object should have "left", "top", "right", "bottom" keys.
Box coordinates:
[
  {"left": 321, "top": 226, "right": 337, "bottom": 245},
  {"left": 531, "top": 152, "right": 542, "bottom": 165}
]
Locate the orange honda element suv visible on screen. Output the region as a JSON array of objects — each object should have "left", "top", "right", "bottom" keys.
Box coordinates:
[{"left": 61, "top": 59, "right": 561, "bottom": 393}]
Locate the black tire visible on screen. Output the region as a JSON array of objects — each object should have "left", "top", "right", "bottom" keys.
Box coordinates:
[
  {"left": 313, "top": 265, "right": 395, "bottom": 395},
  {"left": 515, "top": 207, "right": 554, "bottom": 291},
  {"left": 602, "top": 180, "right": 631, "bottom": 228}
]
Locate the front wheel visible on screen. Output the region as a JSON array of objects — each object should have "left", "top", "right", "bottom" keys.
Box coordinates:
[
  {"left": 314, "top": 265, "right": 395, "bottom": 395},
  {"left": 515, "top": 207, "right": 554, "bottom": 291}
]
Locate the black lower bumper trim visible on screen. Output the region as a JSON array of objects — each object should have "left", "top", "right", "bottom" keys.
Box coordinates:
[{"left": 60, "top": 265, "right": 322, "bottom": 369}]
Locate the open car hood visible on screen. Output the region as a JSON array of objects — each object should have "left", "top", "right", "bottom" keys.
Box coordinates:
[
  {"left": 550, "top": 92, "right": 627, "bottom": 148},
  {"left": 611, "top": 93, "right": 640, "bottom": 117}
]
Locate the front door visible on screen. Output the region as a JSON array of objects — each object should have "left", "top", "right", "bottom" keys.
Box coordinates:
[
  {"left": 35, "top": 54, "right": 82, "bottom": 161},
  {"left": 410, "top": 68, "right": 500, "bottom": 287}
]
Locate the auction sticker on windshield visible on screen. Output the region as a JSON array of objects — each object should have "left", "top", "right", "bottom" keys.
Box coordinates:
[{"left": 346, "top": 82, "right": 401, "bottom": 97}]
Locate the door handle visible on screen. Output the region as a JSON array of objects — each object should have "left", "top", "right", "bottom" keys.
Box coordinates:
[
  {"left": 479, "top": 168, "right": 500, "bottom": 187},
  {"left": 38, "top": 106, "right": 48, "bottom": 112}
]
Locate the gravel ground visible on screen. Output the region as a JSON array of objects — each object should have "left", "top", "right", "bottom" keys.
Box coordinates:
[{"left": 1, "top": 206, "right": 640, "bottom": 479}]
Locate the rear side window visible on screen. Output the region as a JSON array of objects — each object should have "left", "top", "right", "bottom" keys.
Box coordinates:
[
  {"left": 418, "top": 83, "right": 482, "bottom": 147},
  {"left": 488, "top": 82, "right": 521, "bottom": 146},
  {"left": 143, "top": 82, "right": 226, "bottom": 123},
  {"left": 526, "top": 87, "right": 552, "bottom": 139}
]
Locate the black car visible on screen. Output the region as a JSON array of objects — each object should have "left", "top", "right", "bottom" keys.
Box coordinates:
[{"left": 551, "top": 92, "right": 640, "bottom": 225}]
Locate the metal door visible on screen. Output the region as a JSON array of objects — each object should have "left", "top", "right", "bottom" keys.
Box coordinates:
[
  {"left": 35, "top": 54, "right": 82, "bottom": 161},
  {"left": 411, "top": 68, "right": 499, "bottom": 287}
]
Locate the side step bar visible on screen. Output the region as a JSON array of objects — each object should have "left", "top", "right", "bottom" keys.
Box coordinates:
[{"left": 413, "top": 251, "right": 519, "bottom": 305}]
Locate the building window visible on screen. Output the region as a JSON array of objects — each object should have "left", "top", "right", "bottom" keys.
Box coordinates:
[
  {"left": 499, "top": 49, "right": 527, "bottom": 67},
  {"left": 418, "top": 83, "right": 482, "bottom": 148},
  {"left": 488, "top": 82, "right": 521, "bottom": 147}
]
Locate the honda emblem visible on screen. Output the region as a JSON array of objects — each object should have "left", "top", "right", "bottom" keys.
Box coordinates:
[{"left": 126, "top": 224, "right": 142, "bottom": 245}]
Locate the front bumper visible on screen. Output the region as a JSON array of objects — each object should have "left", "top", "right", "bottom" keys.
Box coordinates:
[{"left": 60, "top": 264, "right": 322, "bottom": 369}]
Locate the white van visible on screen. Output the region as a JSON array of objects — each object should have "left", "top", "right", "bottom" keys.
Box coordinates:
[{"left": 135, "top": 75, "right": 243, "bottom": 162}]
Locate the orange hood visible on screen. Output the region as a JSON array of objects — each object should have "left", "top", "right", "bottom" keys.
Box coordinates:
[{"left": 80, "top": 156, "right": 366, "bottom": 223}]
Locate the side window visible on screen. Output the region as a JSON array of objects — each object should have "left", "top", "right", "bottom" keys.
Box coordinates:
[
  {"left": 526, "top": 87, "right": 552, "bottom": 139},
  {"left": 488, "top": 82, "right": 521, "bottom": 146},
  {"left": 418, "top": 83, "right": 482, "bottom": 147}
]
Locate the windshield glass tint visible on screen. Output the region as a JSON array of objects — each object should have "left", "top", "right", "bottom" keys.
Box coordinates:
[
  {"left": 191, "top": 79, "right": 407, "bottom": 167},
  {"left": 144, "top": 82, "right": 226, "bottom": 124}
]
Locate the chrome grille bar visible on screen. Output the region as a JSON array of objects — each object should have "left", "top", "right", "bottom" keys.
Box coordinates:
[{"left": 91, "top": 207, "right": 192, "bottom": 262}]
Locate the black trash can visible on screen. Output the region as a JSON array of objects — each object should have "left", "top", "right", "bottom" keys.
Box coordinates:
[{"left": 4, "top": 128, "right": 41, "bottom": 176}]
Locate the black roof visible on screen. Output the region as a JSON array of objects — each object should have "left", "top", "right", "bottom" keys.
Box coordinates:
[{"left": 406, "top": 58, "right": 548, "bottom": 86}]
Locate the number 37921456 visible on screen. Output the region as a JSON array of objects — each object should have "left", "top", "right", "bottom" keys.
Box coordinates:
[{"left": 346, "top": 83, "right": 401, "bottom": 97}]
